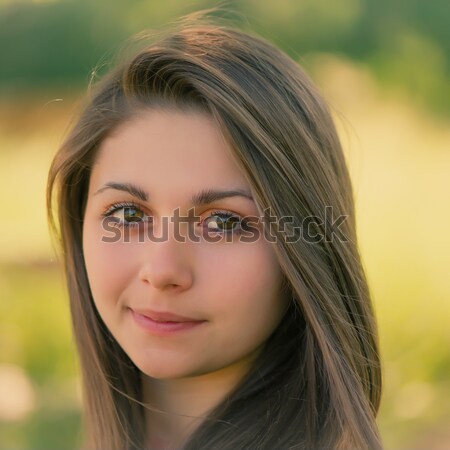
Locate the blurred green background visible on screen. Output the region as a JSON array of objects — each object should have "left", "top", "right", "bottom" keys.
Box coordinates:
[{"left": 0, "top": 1, "right": 449, "bottom": 449}]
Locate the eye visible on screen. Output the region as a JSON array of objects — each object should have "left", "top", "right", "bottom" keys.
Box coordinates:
[
  {"left": 203, "top": 211, "right": 245, "bottom": 233},
  {"left": 102, "top": 202, "right": 151, "bottom": 227}
]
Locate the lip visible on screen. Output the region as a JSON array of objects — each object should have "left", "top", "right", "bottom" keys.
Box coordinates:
[
  {"left": 128, "top": 308, "right": 206, "bottom": 335},
  {"left": 129, "top": 307, "right": 201, "bottom": 323}
]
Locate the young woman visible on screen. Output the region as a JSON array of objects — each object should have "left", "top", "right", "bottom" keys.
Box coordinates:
[{"left": 47, "top": 16, "right": 382, "bottom": 450}]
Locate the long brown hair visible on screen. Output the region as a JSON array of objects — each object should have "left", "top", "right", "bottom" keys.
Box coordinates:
[{"left": 47, "top": 14, "right": 382, "bottom": 450}]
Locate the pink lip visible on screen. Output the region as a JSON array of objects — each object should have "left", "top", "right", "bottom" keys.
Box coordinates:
[{"left": 129, "top": 308, "right": 206, "bottom": 335}]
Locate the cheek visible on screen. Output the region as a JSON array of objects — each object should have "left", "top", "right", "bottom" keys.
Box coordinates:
[
  {"left": 201, "top": 241, "right": 285, "bottom": 328},
  {"left": 82, "top": 222, "right": 135, "bottom": 309}
]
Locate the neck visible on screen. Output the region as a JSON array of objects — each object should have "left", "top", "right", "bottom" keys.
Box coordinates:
[{"left": 141, "top": 359, "right": 255, "bottom": 449}]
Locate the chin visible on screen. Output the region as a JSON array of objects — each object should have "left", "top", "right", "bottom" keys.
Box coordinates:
[
  {"left": 136, "top": 358, "right": 222, "bottom": 380},
  {"left": 133, "top": 359, "right": 195, "bottom": 380}
]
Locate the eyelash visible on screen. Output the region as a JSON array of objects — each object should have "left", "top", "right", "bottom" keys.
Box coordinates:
[
  {"left": 102, "top": 202, "right": 149, "bottom": 227},
  {"left": 101, "top": 201, "right": 249, "bottom": 235}
]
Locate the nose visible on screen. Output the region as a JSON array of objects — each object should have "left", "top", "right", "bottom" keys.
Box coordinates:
[{"left": 138, "top": 218, "right": 194, "bottom": 291}]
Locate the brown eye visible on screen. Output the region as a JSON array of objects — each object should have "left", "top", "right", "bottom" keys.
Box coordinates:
[
  {"left": 103, "top": 202, "right": 150, "bottom": 227},
  {"left": 123, "top": 207, "right": 144, "bottom": 222},
  {"left": 204, "top": 212, "right": 241, "bottom": 233}
]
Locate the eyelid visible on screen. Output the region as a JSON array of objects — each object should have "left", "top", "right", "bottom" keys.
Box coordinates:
[{"left": 101, "top": 201, "right": 148, "bottom": 217}]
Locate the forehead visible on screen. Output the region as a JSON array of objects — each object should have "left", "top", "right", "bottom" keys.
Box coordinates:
[{"left": 90, "top": 110, "right": 251, "bottom": 205}]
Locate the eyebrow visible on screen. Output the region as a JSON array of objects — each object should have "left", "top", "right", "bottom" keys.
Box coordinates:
[{"left": 93, "top": 182, "right": 254, "bottom": 205}]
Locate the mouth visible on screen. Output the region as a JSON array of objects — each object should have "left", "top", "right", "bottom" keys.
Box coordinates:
[
  {"left": 128, "top": 307, "right": 203, "bottom": 323},
  {"left": 128, "top": 308, "right": 206, "bottom": 335}
]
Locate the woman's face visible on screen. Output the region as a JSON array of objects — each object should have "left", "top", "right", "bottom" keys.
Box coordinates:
[{"left": 83, "top": 109, "right": 288, "bottom": 380}]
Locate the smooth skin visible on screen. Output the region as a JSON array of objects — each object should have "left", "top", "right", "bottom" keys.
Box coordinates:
[{"left": 82, "top": 109, "right": 289, "bottom": 449}]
